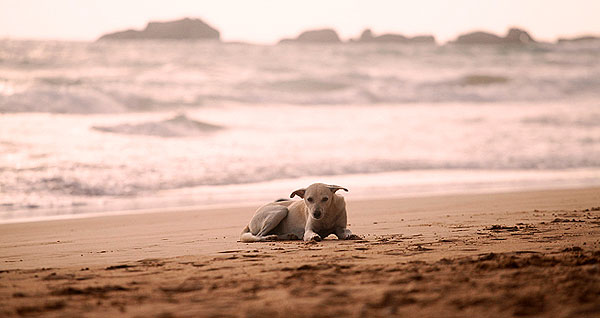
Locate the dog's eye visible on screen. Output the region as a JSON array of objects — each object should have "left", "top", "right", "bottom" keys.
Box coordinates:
[
  {"left": 307, "top": 197, "right": 314, "bottom": 203},
  {"left": 321, "top": 197, "right": 328, "bottom": 202}
]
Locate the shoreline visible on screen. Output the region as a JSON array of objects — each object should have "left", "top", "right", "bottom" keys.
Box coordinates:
[
  {"left": 1, "top": 186, "right": 599, "bottom": 317},
  {"left": 3, "top": 168, "right": 600, "bottom": 225}
]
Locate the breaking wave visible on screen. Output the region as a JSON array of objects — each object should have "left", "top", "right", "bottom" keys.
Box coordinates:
[
  {"left": 0, "top": 87, "right": 126, "bottom": 113},
  {"left": 92, "top": 114, "right": 223, "bottom": 137}
]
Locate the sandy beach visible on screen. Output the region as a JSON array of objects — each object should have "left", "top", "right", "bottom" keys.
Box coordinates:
[
  {"left": 3, "top": 4, "right": 600, "bottom": 317},
  {"left": 1, "top": 187, "right": 599, "bottom": 317}
]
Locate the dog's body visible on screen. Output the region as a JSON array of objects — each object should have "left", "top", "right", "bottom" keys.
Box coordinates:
[{"left": 240, "top": 183, "right": 358, "bottom": 242}]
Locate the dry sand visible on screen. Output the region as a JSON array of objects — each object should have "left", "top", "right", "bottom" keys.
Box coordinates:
[{"left": 1, "top": 187, "right": 599, "bottom": 317}]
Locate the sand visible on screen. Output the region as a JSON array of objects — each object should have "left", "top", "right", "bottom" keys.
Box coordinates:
[{"left": 1, "top": 187, "right": 599, "bottom": 317}]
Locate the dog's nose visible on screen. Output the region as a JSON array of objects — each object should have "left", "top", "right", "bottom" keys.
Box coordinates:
[{"left": 313, "top": 210, "right": 322, "bottom": 219}]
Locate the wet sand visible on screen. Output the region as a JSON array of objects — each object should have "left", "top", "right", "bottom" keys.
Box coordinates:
[{"left": 1, "top": 187, "right": 599, "bottom": 317}]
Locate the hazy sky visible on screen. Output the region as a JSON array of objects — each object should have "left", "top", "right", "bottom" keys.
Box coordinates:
[{"left": 1, "top": 0, "right": 599, "bottom": 43}]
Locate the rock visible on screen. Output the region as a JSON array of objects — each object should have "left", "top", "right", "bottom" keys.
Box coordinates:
[
  {"left": 410, "top": 35, "right": 436, "bottom": 44},
  {"left": 98, "top": 18, "right": 220, "bottom": 41},
  {"left": 453, "top": 31, "right": 504, "bottom": 45},
  {"left": 374, "top": 34, "right": 409, "bottom": 42},
  {"left": 359, "top": 29, "right": 375, "bottom": 42},
  {"left": 279, "top": 29, "right": 341, "bottom": 44},
  {"left": 557, "top": 35, "right": 600, "bottom": 43},
  {"left": 101, "top": 29, "right": 144, "bottom": 40},
  {"left": 452, "top": 28, "right": 536, "bottom": 45},
  {"left": 355, "top": 29, "right": 435, "bottom": 44},
  {"left": 504, "top": 28, "right": 535, "bottom": 44}
]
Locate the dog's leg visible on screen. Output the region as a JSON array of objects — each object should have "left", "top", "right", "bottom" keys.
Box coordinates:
[
  {"left": 240, "top": 204, "right": 288, "bottom": 242},
  {"left": 303, "top": 229, "right": 322, "bottom": 241},
  {"left": 241, "top": 225, "right": 275, "bottom": 242},
  {"left": 335, "top": 227, "right": 361, "bottom": 240}
]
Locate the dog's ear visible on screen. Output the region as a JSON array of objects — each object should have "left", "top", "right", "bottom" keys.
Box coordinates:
[
  {"left": 290, "top": 188, "right": 306, "bottom": 199},
  {"left": 328, "top": 185, "right": 348, "bottom": 193}
]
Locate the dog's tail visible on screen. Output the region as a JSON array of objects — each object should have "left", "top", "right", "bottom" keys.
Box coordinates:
[{"left": 240, "top": 225, "right": 262, "bottom": 242}]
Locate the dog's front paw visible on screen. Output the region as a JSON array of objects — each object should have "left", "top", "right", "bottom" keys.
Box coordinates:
[
  {"left": 304, "top": 233, "right": 322, "bottom": 242},
  {"left": 345, "top": 233, "right": 362, "bottom": 240}
]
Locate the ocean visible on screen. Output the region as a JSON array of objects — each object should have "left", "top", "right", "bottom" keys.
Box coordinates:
[{"left": 1, "top": 39, "right": 599, "bottom": 222}]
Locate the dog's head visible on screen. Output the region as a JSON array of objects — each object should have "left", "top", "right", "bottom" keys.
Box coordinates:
[{"left": 290, "top": 183, "right": 348, "bottom": 220}]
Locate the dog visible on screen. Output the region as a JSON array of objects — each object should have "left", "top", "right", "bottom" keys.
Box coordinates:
[{"left": 240, "top": 183, "right": 359, "bottom": 242}]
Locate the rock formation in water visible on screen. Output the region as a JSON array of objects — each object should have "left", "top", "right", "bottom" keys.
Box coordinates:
[
  {"left": 504, "top": 28, "right": 535, "bottom": 44},
  {"left": 452, "top": 28, "right": 535, "bottom": 45},
  {"left": 279, "top": 29, "right": 341, "bottom": 44},
  {"left": 98, "top": 18, "right": 220, "bottom": 41},
  {"left": 355, "top": 29, "right": 435, "bottom": 44},
  {"left": 557, "top": 35, "right": 600, "bottom": 43}
]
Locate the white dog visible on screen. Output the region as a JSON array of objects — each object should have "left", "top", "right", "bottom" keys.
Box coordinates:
[{"left": 240, "top": 183, "right": 359, "bottom": 242}]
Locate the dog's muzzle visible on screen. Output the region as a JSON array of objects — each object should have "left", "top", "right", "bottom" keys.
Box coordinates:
[{"left": 312, "top": 210, "right": 322, "bottom": 219}]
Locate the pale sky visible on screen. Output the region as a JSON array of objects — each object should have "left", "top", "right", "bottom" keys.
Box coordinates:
[{"left": 1, "top": 0, "right": 599, "bottom": 43}]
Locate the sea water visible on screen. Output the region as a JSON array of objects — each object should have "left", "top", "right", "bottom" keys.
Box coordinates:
[{"left": 1, "top": 40, "right": 599, "bottom": 221}]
